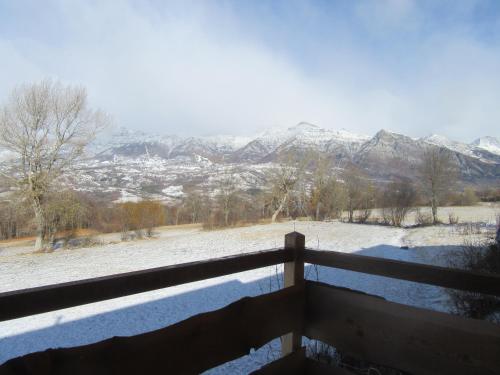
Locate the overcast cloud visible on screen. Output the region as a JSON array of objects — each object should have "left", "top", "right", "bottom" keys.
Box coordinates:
[{"left": 0, "top": 0, "right": 499, "bottom": 141}]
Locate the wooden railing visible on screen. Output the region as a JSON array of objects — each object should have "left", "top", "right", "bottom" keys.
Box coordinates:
[
  {"left": 1, "top": 232, "right": 500, "bottom": 375},
  {"left": 0, "top": 248, "right": 291, "bottom": 321}
]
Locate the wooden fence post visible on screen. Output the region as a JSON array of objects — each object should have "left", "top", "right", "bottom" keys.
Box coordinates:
[{"left": 281, "top": 231, "right": 305, "bottom": 357}]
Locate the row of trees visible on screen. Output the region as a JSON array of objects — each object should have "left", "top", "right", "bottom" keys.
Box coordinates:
[
  {"left": 258, "top": 147, "right": 459, "bottom": 227},
  {"left": 0, "top": 148, "right": 471, "bottom": 245},
  {"left": 0, "top": 194, "right": 169, "bottom": 242}
]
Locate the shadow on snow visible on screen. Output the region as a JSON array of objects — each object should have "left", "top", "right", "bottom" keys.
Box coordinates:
[{"left": 0, "top": 244, "right": 459, "bottom": 367}]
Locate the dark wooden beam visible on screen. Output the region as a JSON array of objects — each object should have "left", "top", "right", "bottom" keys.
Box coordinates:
[
  {"left": 304, "top": 249, "right": 500, "bottom": 296},
  {"left": 304, "top": 281, "right": 500, "bottom": 375},
  {"left": 0, "top": 284, "right": 304, "bottom": 375},
  {"left": 0, "top": 248, "right": 292, "bottom": 321}
]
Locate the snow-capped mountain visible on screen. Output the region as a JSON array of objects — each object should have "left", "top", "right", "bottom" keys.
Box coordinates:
[
  {"left": 231, "top": 122, "right": 369, "bottom": 163},
  {"left": 421, "top": 134, "right": 475, "bottom": 157},
  {"left": 256, "top": 122, "right": 369, "bottom": 148},
  {"left": 472, "top": 136, "right": 500, "bottom": 156},
  {"left": 1, "top": 123, "right": 499, "bottom": 202},
  {"left": 422, "top": 134, "right": 500, "bottom": 160}
]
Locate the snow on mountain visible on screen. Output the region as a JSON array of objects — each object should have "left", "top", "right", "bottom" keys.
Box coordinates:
[
  {"left": 256, "top": 122, "right": 369, "bottom": 148},
  {"left": 234, "top": 122, "right": 371, "bottom": 162},
  {"left": 3, "top": 123, "right": 498, "bottom": 201},
  {"left": 356, "top": 129, "right": 424, "bottom": 166},
  {"left": 472, "top": 136, "right": 500, "bottom": 156},
  {"left": 90, "top": 127, "right": 181, "bottom": 158},
  {"left": 94, "top": 122, "right": 370, "bottom": 162},
  {"left": 201, "top": 135, "right": 252, "bottom": 151},
  {"left": 421, "top": 134, "right": 475, "bottom": 156},
  {"left": 420, "top": 134, "right": 500, "bottom": 164}
]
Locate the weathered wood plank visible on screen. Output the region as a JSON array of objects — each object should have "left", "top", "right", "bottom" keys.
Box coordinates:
[
  {"left": 304, "top": 249, "right": 500, "bottom": 296},
  {"left": 0, "top": 248, "right": 292, "bottom": 322},
  {"left": 304, "top": 281, "right": 500, "bottom": 375},
  {"left": 282, "top": 232, "right": 305, "bottom": 356},
  {"left": 0, "top": 284, "right": 305, "bottom": 375}
]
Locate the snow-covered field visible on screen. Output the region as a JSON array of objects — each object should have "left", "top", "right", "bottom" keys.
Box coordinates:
[
  {"left": 345, "top": 204, "right": 500, "bottom": 227},
  {"left": 0, "top": 206, "right": 498, "bottom": 372}
]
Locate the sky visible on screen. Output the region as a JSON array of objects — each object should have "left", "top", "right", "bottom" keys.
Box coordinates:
[{"left": 0, "top": 0, "right": 499, "bottom": 141}]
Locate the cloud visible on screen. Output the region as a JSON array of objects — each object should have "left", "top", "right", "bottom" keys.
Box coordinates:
[{"left": 0, "top": 0, "right": 499, "bottom": 141}]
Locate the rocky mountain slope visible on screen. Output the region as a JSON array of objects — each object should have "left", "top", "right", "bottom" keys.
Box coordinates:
[{"left": 2, "top": 123, "right": 499, "bottom": 202}]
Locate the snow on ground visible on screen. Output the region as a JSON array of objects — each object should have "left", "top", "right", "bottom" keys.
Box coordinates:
[{"left": 0, "top": 213, "right": 495, "bottom": 372}]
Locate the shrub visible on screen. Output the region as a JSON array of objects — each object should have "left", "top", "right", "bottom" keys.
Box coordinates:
[
  {"left": 448, "top": 212, "right": 459, "bottom": 225},
  {"left": 118, "top": 200, "right": 166, "bottom": 236},
  {"left": 456, "top": 222, "right": 483, "bottom": 236},
  {"left": 415, "top": 209, "right": 434, "bottom": 226},
  {"left": 381, "top": 181, "right": 416, "bottom": 227},
  {"left": 355, "top": 208, "right": 371, "bottom": 224},
  {"left": 462, "top": 188, "right": 479, "bottom": 206},
  {"left": 447, "top": 239, "right": 500, "bottom": 322}
]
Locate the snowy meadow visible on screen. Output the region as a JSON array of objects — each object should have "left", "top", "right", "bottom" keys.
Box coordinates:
[{"left": 0, "top": 204, "right": 498, "bottom": 373}]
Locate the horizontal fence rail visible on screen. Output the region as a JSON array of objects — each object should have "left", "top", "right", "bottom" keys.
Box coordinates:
[
  {"left": 304, "top": 248, "right": 500, "bottom": 296},
  {"left": 0, "top": 285, "right": 305, "bottom": 375},
  {"left": 304, "top": 281, "right": 500, "bottom": 375},
  {"left": 0, "top": 248, "right": 292, "bottom": 322}
]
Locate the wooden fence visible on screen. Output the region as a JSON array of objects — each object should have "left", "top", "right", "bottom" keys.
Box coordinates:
[{"left": 1, "top": 232, "right": 499, "bottom": 374}]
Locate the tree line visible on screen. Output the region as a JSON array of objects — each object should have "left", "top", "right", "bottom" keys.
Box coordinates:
[{"left": 0, "top": 148, "right": 485, "bottom": 245}]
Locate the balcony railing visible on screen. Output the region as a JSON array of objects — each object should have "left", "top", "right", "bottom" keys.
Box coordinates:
[{"left": 1, "top": 232, "right": 499, "bottom": 374}]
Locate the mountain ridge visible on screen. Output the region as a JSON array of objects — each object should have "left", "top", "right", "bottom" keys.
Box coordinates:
[
  {"left": 96, "top": 124, "right": 500, "bottom": 160},
  {"left": 1, "top": 123, "right": 499, "bottom": 202}
]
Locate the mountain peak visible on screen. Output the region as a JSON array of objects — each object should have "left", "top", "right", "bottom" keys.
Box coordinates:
[
  {"left": 424, "top": 134, "right": 448, "bottom": 142},
  {"left": 290, "top": 122, "right": 320, "bottom": 130},
  {"left": 472, "top": 136, "right": 500, "bottom": 155},
  {"left": 374, "top": 129, "right": 396, "bottom": 139},
  {"left": 472, "top": 136, "right": 500, "bottom": 145}
]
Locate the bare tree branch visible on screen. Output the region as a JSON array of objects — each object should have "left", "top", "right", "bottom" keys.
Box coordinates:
[{"left": 0, "top": 79, "right": 109, "bottom": 250}]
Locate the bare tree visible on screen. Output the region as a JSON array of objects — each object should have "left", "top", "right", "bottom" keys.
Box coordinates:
[
  {"left": 0, "top": 80, "right": 108, "bottom": 250},
  {"left": 217, "top": 176, "right": 239, "bottom": 227},
  {"left": 184, "top": 190, "right": 205, "bottom": 224},
  {"left": 418, "top": 147, "right": 457, "bottom": 224},
  {"left": 310, "top": 153, "right": 330, "bottom": 221},
  {"left": 356, "top": 182, "right": 375, "bottom": 224},
  {"left": 341, "top": 165, "right": 368, "bottom": 223},
  {"left": 309, "top": 153, "right": 345, "bottom": 221},
  {"left": 268, "top": 154, "right": 306, "bottom": 223},
  {"left": 44, "top": 190, "right": 88, "bottom": 245},
  {"left": 381, "top": 181, "right": 417, "bottom": 227},
  {"left": 0, "top": 195, "right": 31, "bottom": 240}
]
